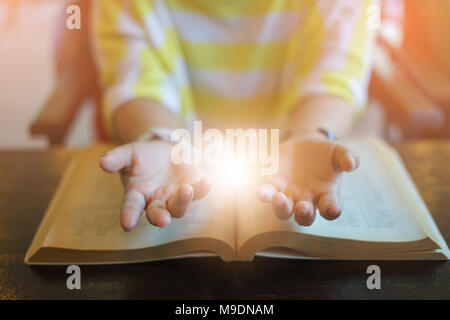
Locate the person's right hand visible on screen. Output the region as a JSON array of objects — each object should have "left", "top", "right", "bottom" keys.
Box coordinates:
[{"left": 99, "top": 141, "right": 211, "bottom": 231}]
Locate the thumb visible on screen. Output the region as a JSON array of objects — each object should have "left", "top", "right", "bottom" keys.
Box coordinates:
[
  {"left": 332, "top": 143, "right": 360, "bottom": 172},
  {"left": 100, "top": 144, "right": 133, "bottom": 173}
]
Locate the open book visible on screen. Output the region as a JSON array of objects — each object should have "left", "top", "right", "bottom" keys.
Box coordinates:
[{"left": 25, "top": 137, "right": 449, "bottom": 264}]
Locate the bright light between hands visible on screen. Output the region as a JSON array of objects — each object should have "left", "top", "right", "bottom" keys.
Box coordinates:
[
  {"left": 209, "top": 155, "right": 256, "bottom": 191},
  {"left": 216, "top": 163, "right": 249, "bottom": 188}
]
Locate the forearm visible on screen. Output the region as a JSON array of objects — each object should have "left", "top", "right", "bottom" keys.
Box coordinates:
[
  {"left": 113, "top": 99, "right": 178, "bottom": 144},
  {"left": 284, "top": 95, "right": 354, "bottom": 139}
]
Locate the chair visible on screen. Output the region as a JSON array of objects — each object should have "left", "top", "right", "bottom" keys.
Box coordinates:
[
  {"left": 29, "top": 0, "right": 107, "bottom": 144},
  {"left": 369, "top": 0, "right": 450, "bottom": 140}
]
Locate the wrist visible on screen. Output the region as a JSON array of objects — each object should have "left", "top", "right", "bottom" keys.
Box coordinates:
[
  {"left": 137, "top": 127, "right": 175, "bottom": 143},
  {"left": 281, "top": 128, "right": 336, "bottom": 143},
  {"left": 113, "top": 99, "right": 178, "bottom": 143},
  {"left": 136, "top": 127, "right": 191, "bottom": 151}
]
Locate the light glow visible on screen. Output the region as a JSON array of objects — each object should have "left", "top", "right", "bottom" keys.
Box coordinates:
[{"left": 207, "top": 150, "right": 258, "bottom": 192}]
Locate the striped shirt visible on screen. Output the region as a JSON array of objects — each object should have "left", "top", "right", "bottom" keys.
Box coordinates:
[{"left": 92, "top": 0, "right": 377, "bottom": 137}]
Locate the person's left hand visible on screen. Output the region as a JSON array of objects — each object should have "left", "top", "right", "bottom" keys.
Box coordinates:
[{"left": 257, "top": 135, "right": 359, "bottom": 226}]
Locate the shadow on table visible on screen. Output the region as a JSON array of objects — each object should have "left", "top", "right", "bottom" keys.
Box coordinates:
[{"left": 28, "top": 257, "right": 448, "bottom": 299}]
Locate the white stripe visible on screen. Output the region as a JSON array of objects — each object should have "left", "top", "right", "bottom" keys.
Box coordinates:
[
  {"left": 117, "top": 5, "right": 146, "bottom": 38},
  {"left": 295, "top": 0, "right": 362, "bottom": 101},
  {"left": 143, "top": 0, "right": 174, "bottom": 48},
  {"left": 349, "top": 78, "right": 366, "bottom": 107},
  {"left": 188, "top": 67, "right": 294, "bottom": 98},
  {"left": 173, "top": 55, "right": 190, "bottom": 87},
  {"left": 161, "top": 74, "right": 181, "bottom": 113},
  {"left": 105, "top": 11, "right": 150, "bottom": 111},
  {"left": 318, "top": 0, "right": 361, "bottom": 70},
  {"left": 161, "top": 56, "right": 190, "bottom": 112},
  {"left": 170, "top": 10, "right": 301, "bottom": 43},
  {"left": 116, "top": 12, "right": 148, "bottom": 86}
]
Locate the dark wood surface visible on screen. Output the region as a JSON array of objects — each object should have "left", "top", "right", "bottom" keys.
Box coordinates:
[{"left": 0, "top": 141, "right": 449, "bottom": 299}]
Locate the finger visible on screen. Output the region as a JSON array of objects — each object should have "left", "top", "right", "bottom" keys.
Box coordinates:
[
  {"left": 332, "top": 144, "right": 360, "bottom": 172},
  {"left": 285, "top": 185, "right": 303, "bottom": 203},
  {"left": 192, "top": 177, "right": 211, "bottom": 200},
  {"left": 265, "top": 175, "right": 288, "bottom": 193},
  {"left": 294, "top": 201, "right": 316, "bottom": 226},
  {"left": 167, "top": 184, "right": 194, "bottom": 218},
  {"left": 146, "top": 200, "right": 171, "bottom": 228},
  {"left": 100, "top": 144, "right": 133, "bottom": 173},
  {"left": 153, "top": 184, "right": 177, "bottom": 202},
  {"left": 256, "top": 184, "right": 277, "bottom": 202},
  {"left": 272, "top": 192, "right": 294, "bottom": 220},
  {"left": 318, "top": 191, "right": 342, "bottom": 220},
  {"left": 176, "top": 161, "right": 204, "bottom": 183},
  {"left": 120, "top": 190, "right": 146, "bottom": 232}
]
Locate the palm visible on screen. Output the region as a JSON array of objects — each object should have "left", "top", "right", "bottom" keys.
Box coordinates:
[
  {"left": 257, "top": 137, "right": 359, "bottom": 226},
  {"left": 121, "top": 142, "right": 196, "bottom": 196},
  {"left": 278, "top": 138, "right": 340, "bottom": 196},
  {"left": 100, "top": 141, "right": 210, "bottom": 231}
]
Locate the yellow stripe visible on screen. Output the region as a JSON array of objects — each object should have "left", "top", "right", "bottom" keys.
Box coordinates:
[
  {"left": 192, "top": 88, "right": 277, "bottom": 119},
  {"left": 321, "top": 0, "right": 373, "bottom": 109},
  {"left": 133, "top": 27, "right": 178, "bottom": 86},
  {"left": 130, "top": 0, "right": 155, "bottom": 21},
  {"left": 276, "top": 0, "right": 325, "bottom": 115},
  {"left": 181, "top": 42, "right": 287, "bottom": 71},
  {"left": 95, "top": 0, "right": 127, "bottom": 139},
  {"left": 166, "top": 0, "right": 299, "bottom": 18}
]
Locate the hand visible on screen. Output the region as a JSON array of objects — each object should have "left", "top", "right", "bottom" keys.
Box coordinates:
[
  {"left": 100, "top": 141, "right": 211, "bottom": 231},
  {"left": 257, "top": 135, "right": 359, "bottom": 226}
]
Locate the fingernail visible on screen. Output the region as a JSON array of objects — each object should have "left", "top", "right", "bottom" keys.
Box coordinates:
[
  {"left": 273, "top": 197, "right": 285, "bottom": 206},
  {"left": 348, "top": 157, "right": 355, "bottom": 170},
  {"left": 326, "top": 204, "right": 341, "bottom": 217},
  {"left": 159, "top": 212, "right": 171, "bottom": 227},
  {"left": 181, "top": 190, "right": 192, "bottom": 200},
  {"left": 296, "top": 202, "right": 309, "bottom": 213}
]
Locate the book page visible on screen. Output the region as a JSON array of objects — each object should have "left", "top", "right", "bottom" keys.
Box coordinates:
[
  {"left": 42, "top": 144, "right": 235, "bottom": 251},
  {"left": 236, "top": 137, "right": 431, "bottom": 250}
]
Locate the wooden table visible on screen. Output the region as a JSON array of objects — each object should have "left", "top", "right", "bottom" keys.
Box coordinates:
[{"left": 0, "top": 141, "right": 449, "bottom": 299}]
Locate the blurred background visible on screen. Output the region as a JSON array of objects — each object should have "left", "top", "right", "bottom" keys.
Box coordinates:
[{"left": 0, "top": 0, "right": 449, "bottom": 149}]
